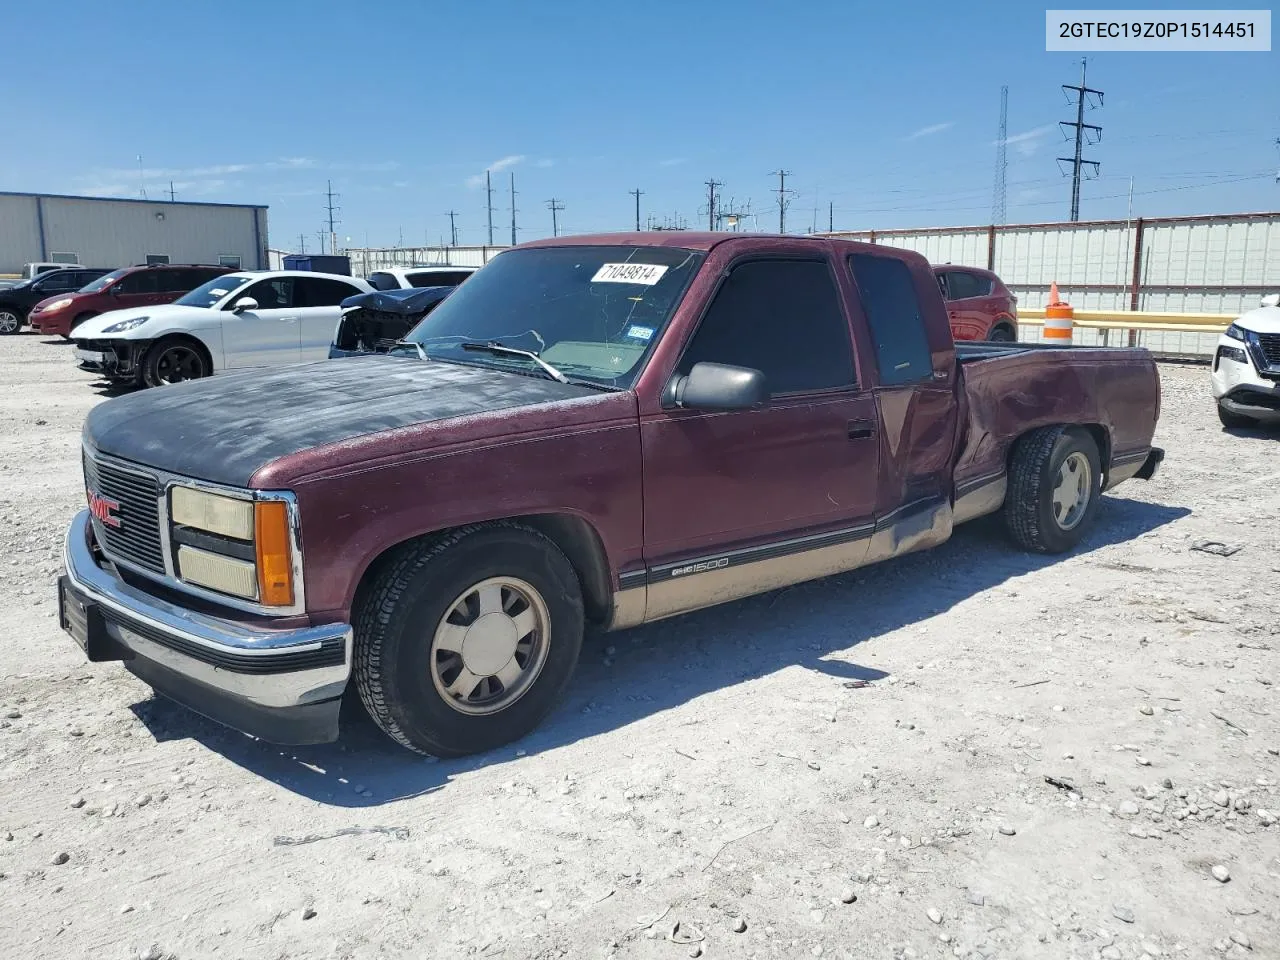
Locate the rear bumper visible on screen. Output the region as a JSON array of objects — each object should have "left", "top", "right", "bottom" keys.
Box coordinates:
[
  {"left": 1134, "top": 447, "right": 1164, "bottom": 480},
  {"left": 59, "top": 509, "right": 351, "bottom": 744}
]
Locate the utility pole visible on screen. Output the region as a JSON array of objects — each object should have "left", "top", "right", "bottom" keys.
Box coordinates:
[
  {"left": 510, "top": 172, "right": 518, "bottom": 246},
  {"left": 630, "top": 188, "right": 644, "bottom": 231},
  {"left": 704, "top": 179, "right": 721, "bottom": 231},
  {"left": 324, "top": 179, "right": 341, "bottom": 254},
  {"left": 546, "top": 198, "right": 564, "bottom": 237},
  {"left": 828, "top": 201, "right": 833, "bottom": 233},
  {"left": 297, "top": 233, "right": 306, "bottom": 254},
  {"left": 992, "top": 85, "right": 1008, "bottom": 225},
  {"left": 446, "top": 210, "right": 458, "bottom": 246},
  {"left": 167, "top": 180, "right": 176, "bottom": 203},
  {"left": 1058, "top": 59, "right": 1103, "bottom": 221},
  {"left": 486, "top": 170, "right": 495, "bottom": 246},
  {"left": 315, "top": 230, "right": 328, "bottom": 256},
  {"left": 771, "top": 170, "right": 793, "bottom": 233}
]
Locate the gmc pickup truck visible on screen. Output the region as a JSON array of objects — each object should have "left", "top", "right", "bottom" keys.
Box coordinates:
[{"left": 58, "top": 233, "right": 1164, "bottom": 757}]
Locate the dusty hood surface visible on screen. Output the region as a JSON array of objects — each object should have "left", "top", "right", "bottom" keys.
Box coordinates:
[{"left": 83, "top": 356, "right": 597, "bottom": 486}]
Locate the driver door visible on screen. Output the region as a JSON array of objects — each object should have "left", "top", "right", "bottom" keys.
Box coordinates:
[{"left": 220, "top": 277, "right": 302, "bottom": 369}]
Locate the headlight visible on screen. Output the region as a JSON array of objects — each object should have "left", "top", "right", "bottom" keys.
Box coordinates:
[
  {"left": 101, "top": 316, "right": 149, "bottom": 333},
  {"left": 169, "top": 486, "right": 295, "bottom": 606},
  {"left": 1225, "top": 323, "right": 1247, "bottom": 342},
  {"left": 44, "top": 298, "right": 74, "bottom": 311},
  {"left": 171, "top": 486, "right": 254, "bottom": 540}
]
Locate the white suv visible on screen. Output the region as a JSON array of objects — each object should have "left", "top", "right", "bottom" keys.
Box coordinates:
[
  {"left": 365, "top": 265, "right": 477, "bottom": 291},
  {"left": 1210, "top": 294, "right": 1280, "bottom": 428},
  {"left": 71, "top": 270, "right": 372, "bottom": 387}
]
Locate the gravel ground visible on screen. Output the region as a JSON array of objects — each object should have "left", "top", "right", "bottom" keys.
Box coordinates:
[{"left": 1, "top": 333, "right": 1278, "bottom": 960}]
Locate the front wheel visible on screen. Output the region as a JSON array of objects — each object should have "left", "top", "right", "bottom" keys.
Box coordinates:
[
  {"left": 0, "top": 308, "right": 23, "bottom": 334},
  {"left": 1217, "top": 403, "right": 1256, "bottom": 430},
  {"left": 142, "top": 337, "right": 210, "bottom": 387},
  {"left": 353, "top": 522, "right": 584, "bottom": 756},
  {"left": 1004, "top": 426, "right": 1101, "bottom": 553}
]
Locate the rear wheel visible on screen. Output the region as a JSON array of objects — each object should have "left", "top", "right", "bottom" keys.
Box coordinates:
[
  {"left": 1004, "top": 426, "right": 1101, "bottom": 553},
  {"left": 353, "top": 522, "right": 585, "bottom": 756},
  {"left": 0, "top": 308, "right": 22, "bottom": 334},
  {"left": 142, "top": 337, "right": 210, "bottom": 387},
  {"left": 1217, "top": 403, "right": 1256, "bottom": 430},
  {"left": 987, "top": 324, "right": 1016, "bottom": 343}
]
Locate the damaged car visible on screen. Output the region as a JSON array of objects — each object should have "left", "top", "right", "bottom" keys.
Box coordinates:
[{"left": 329, "top": 285, "right": 454, "bottom": 358}]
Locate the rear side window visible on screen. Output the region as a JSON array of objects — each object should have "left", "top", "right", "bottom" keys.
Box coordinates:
[
  {"left": 115, "top": 270, "right": 162, "bottom": 295},
  {"left": 296, "top": 277, "right": 363, "bottom": 307},
  {"left": 944, "top": 270, "right": 991, "bottom": 300},
  {"left": 849, "top": 254, "right": 933, "bottom": 387},
  {"left": 367, "top": 272, "right": 400, "bottom": 291},
  {"left": 408, "top": 271, "right": 471, "bottom": 288},
  {"left": 678, "top": 259, "right": 854, "bottom": 394},
  {"left": 156, "top": 269, "right": 192, "bottom": 293}
]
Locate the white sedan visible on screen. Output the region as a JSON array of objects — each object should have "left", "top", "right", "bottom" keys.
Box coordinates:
[
  {"left": 365, "top": 265, "right": 477, "bottom": 291},
  {"left": 71, "top": 270, "right": 372, "bottom": 387},
  {"left": 1210, "top": 294, "right": 1280, "bottom": 428}
]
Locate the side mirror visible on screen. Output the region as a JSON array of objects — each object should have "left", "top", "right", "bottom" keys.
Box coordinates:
[
  {"left": 669, "top": 362, "right": 768, "bottom": 411},
  {"left": 232, "top": 297, "right": 258, "bottom": 313}
]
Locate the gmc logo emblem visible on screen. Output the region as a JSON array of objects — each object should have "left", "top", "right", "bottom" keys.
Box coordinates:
[{"left": 87, "top": 489, "right": 122, "bottom": 528}]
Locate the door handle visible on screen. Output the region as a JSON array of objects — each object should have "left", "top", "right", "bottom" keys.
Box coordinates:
[
  {"left": 847, "top": 419, "right": 877, "bottom": 440},
  {"left": 281, "top": 317, "right": 298, "bottom": 323}
]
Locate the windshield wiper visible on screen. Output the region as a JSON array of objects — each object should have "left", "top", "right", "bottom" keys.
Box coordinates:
[{"left": 461, "top": 341, "right": 568, "bottom": 383}]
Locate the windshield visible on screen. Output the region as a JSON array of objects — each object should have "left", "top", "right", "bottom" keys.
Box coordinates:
[
  {"left": 403, "top": 245, "right": 703, "bottom": 387},
  {"left": 79, "top": 269, "right": 129, "bottom": 294},
  {"left": 175, "top": 274, "right": 253, "bottom": 308}
]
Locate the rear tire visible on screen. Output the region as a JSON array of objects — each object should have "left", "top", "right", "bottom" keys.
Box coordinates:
[
  {"left": 141, "top": 337, "right": 210, "bottom": 387},
  {"left": 1004, "top": 426, "right": 1101, "bottom": 554},
  {"left": 987, "top": 324, "right": 1017, "bottom": 343},
  {"left": 353, "top": 522, "right": 584, "bottom": 756},
  {"left": 0, "top": 308, "right": 24, "bottom": 334},
  {"left": 1217, "top": 403, "right": 1256, "bottom": 430}
]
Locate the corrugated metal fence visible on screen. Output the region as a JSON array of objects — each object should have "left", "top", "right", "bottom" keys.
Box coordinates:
[{"left": 825, "top": 211, "right": 1279, "bottom": 357}]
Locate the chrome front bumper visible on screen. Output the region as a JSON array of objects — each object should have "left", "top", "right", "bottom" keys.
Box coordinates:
[{"left": 60, "top": 509, "right": 351, "bottom": 744}]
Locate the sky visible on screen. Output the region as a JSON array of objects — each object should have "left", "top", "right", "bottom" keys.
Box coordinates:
[{"left": 3, "top": 0, "right": 1277, "bottom": 250}]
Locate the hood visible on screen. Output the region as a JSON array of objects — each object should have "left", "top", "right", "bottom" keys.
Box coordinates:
[
  {"left": 74, "top": 303, "right": 211, "bottom": 339},
  {"left": 340, "top": 286, "right": 453, "bottom": 314},
  {"left": 1234, "top": 305, "right": 1280, "bottom": 335},
  {"left": 83, "top": 356, "right": 598, "bottom": 487}
]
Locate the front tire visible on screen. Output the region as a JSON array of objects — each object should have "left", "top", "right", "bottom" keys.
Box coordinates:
[
  {"left": 1004, "top": 426, "right": 1101, "bottom": 554},
  {"left": 353, "top": 523, "right": 585, "bottom": 756},
  {"left": 1217, "top": 403, "right": 1256, "bottom": 430},
  {"left": 0, "top": 308, "right": 24, "bottom": 334},
  {"left": 141, "top": 337, "right": 210, "bottom": 387}
]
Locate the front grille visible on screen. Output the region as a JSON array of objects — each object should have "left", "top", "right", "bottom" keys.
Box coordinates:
[
  {"left": 1256, "top": 333, "right": 1280, "bottom": 367},
  {"left": 83, "top": 453, "right": 166, "bottom": 575}
]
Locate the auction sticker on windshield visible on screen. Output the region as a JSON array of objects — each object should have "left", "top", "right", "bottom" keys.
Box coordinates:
[{"left": 591, "top": 263, "right": 669, "bottom": 285}]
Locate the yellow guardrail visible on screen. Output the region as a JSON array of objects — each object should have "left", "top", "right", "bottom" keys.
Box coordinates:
[{"left": 1017, "top": 308, "right": 1233, "bottom": 334}]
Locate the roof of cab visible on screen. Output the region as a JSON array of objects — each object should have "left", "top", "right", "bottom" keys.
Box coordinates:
[{"left": 517, "top": 230, "right": 887, "bottom": 255}]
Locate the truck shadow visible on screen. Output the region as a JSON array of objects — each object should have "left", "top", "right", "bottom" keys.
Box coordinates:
[{"left": 129, "top": 495, "right": 1189, "bottom": 807}]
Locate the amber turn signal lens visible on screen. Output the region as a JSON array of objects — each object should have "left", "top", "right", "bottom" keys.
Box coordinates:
[{"left": 254, "top": 500, "right": 294, "bottom": 607}]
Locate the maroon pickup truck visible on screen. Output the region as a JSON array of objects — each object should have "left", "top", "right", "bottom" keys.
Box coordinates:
[{"left": 58, "top": 233, "right": 1163, "bottom": 757}]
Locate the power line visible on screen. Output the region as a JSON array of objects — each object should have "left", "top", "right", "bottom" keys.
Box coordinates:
[
  {"left": 992, "top": 85, "right": 1008, "bottom": 224},
  {"left": 486, "top": 170, "right": 495, "bottom": 246},
  {"left": 546, "top": 198, "right": 564, "bottom": 237},
  {"left": 1058, "top": 58, "right": 1103, "bottom": 221},
  {"left": 630, "top": 188, "right": 644, "bottom": 231},
  {"left": 324, "top": 179, "right": 342, "bottom": 254},
  {"left": 704, "top": 179, "right": 721, "bottom": 231},
  {"left": 510, "top": 172, "right": 519, "bottom": 247},
  {"left": 446, "top": 210, "right": 458, "bottom": 246},
  {"left": 771, "top": 169, "right": 793, "bottom": 233}
]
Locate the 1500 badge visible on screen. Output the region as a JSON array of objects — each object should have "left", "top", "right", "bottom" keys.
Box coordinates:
[{"left": 670, "top": 557, "right": 729, "bottom": 578}]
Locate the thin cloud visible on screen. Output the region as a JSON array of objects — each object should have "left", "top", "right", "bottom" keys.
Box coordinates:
[
  {"left": 1001, "top": 125, "right": 1056, "bottom": 157},
  {"left": 659, "top": 157, "right": 688, "bottom": 167},
  {"left": 905, "top": 122, "right": 954, "bottom": 140},
  {"left": 535, "top": 158, "right": 555, "bottom": 168},
  {"left": 466, "top": 154, "right": 526, "bottom": 188}
]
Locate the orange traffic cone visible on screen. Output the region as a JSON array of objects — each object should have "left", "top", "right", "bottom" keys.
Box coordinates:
[{"left": 1044, "top": 282, "right": 1074, "bottom": 344}]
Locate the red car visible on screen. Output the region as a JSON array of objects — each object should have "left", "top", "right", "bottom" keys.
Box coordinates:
[
  {"left": 934, "top": 265, "right": 1018, "bottom": 342},
  {"left": 28, "top": 263, "right": 233, "bottom": 338},
  {"left": 59, "top": 232, "right": 1163, "bottom": 757}
]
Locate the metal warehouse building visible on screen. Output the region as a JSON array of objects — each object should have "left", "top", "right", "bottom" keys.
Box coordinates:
[{"left": 0, "top": 192, "right": 268, "bottom": 274}]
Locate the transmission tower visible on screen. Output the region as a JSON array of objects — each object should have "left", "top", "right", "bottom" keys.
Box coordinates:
[
  {"left": 1057, "top": 59, "right": 1103, "bottom": 221},
  {"left": 992, "top": 85, "right": 1008, "bottom": 225},
  {"left": 771, "top": 170, "right": 794, "bottom": 233},
  {"left": 716, "top": 197, "right": 753, "bottom": 232},
  {"left": 546, "top": 198, "right": 564, "bottom": 237},
  {"left": 704, "top": 179, "right": 721, "bottom": 231},
  {"left": 324, "top": 180, "right": 342, "bottom": 254}
]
